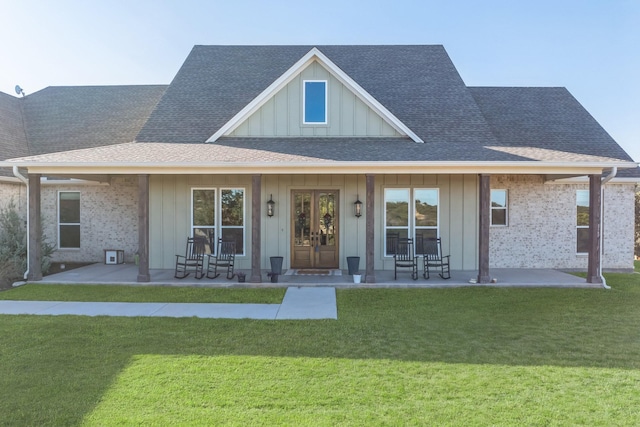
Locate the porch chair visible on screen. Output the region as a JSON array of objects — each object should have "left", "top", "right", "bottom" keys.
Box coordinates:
[
  {"left": 393, "top": 237, "right": 419, "bottom": 280},
  {"left": 174, "top": 236, "right": 206, "bottom": 279},
  {"left": 206, "top": 238, "right": 236, "bottom": 279},
  {"left": 422, "top": 237, "right": 451, "bottom": 279}
]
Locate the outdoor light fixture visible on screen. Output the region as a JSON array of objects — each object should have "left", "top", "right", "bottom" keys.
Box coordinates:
[
  {"left": 354, "top": 196, "right": 363, "bottom": 218},
  {"left": 267, "top": 194, "right": 275, "bottom": 217}
]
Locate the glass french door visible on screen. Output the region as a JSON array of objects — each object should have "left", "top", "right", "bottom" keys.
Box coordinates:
[{"left": 291, "top": 190, "right": 339, "bottom": 269}]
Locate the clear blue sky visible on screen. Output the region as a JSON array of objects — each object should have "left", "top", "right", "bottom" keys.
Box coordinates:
[{"left": 1, "top": 0, "right": 638, "bottom": 161}]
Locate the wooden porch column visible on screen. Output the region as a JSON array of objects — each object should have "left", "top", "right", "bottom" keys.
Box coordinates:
[
  {"left": 586, "top": 174, "right": 603, "bottom": 283},
  {"left": 365, "top": 174, "right": 376, "bottom": 283},
  {"left": 27, "top": 173, "right": 42, "bottom": 281},
  {"left": 137, "top": 174, "right": 150, "bottom": 282},
  {"left": 477, "top": 174, "right": 491, "bottom": 284},
  {"left": 250, "top": 174, "right": 262, "bottom": 283}
]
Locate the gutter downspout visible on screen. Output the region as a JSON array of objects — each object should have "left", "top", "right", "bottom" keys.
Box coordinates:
[
  {"left": 600, "top": 167, "right": 617, "bottom": 289},
  {"left": 12, "top": 166, "right": 29, "bottom": 280}
]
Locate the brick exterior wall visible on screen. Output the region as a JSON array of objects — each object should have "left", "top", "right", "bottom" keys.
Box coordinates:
[
  {"left": 0, "top": 181, "right": 26, "bottom": 215},
  {"left": 40, "top": 177, "right": 138, "bottom": 264},
  {"left": 489, "top": 175, "right": 635, "bottom": 270}
]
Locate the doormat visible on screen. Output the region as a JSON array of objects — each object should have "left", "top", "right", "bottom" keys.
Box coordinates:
[
  {"left": 285, "top": 269, "right": 342, "bottom": 276},
  {"left": 297, "top": 269, "right": 330, "bottom": 275}
]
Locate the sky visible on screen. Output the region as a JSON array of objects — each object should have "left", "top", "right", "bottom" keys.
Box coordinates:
[{"left": 1, "top": 0, "right": 638, "bottom": 161}]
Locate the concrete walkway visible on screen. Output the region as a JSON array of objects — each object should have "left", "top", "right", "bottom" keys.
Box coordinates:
[{"left": 0, "top": 287, "right": 337, "bottom": 320}]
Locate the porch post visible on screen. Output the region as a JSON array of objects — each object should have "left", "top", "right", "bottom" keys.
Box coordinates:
[
  {"left": 477, "top": 174, "right": 491, "bottom": 284},
  {"left": 586, "top": 174, "right": 602, "bottom": 283},
  {"left": 365, "top": 174, "right": 376, "bottom": 283},
  {"left": 137, "top": 174, "right": 150, "bottom": 282},
  {"left": 27, "top": 173, "right": 42, "bottom": 281},
  {"left": 250, "top": 174, "right": 262, "bottom": 283}
]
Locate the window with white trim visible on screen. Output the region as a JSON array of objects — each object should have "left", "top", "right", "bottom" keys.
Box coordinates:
[
  {"left": 58, "top": 191, "right": 80, "bottom": 249},
  {"left": 192, "top": 188, "right": 245, "bottom": 255},
  {"left": 576, "top": 190, "right": 589, "bottom": 254},
  {"left": 490, "top": 189, "right": 508, "bottom": 226},
  {"left": 303, "top": 80, "right": 327, "bottom": 124},
  {"left": 384, "top": 188, "right": 439, "bottom": 256}
]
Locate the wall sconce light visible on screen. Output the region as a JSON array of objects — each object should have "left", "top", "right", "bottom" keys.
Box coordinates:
[
  {"left": 267, "top": 194, "right": 275, "bottom": 217},
  {"left": 354, "top": 196, "right": 363, "bottom": 218}
]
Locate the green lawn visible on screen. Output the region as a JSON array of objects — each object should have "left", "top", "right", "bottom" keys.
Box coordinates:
[
  {"left": 0, "top": 284, "right": 285, "bottom": 303},
  {"left": 1, "top": 276, "right": 640, "bottom": 426}
]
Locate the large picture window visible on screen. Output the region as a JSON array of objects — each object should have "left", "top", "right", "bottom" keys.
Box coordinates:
[
  {"left": 58, "top": 191, "right": 80, "bottom": 249},
  {"left": 303, "top": 80, "right": 327, "bottom": 124},
  {"left": 384, "top": 188, "right": 439, "bottom": 256},
  {"left": 576, "top": 190, "right": 589, "bottom": 254},
  {"left": 192, "top": 188, "right": 245, "bottom": 255}
]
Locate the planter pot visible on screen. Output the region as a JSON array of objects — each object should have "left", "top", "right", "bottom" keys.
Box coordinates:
[
  {"left": 270, "top": 256, "right": 283, "bottom": 275},
  {"left": 237, "top": 275, "right": 246, "bottom": 283},
  {"left": 353, "top": 274, "right": 362, "bottom": 284},
  {"left": 347, "top": 256, "right": 360, "bottom": 275},
  {"left": 270, "top": 273, "right": 279, "bottom": 283}
]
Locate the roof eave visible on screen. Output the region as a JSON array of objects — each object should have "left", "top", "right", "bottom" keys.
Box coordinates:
[{"left": 3, "top": 160, "right": 636, "bottom": 176}]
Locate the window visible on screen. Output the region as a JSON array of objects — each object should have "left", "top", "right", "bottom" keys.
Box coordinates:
[
  {"left": 58, "top": 191, "right": 80, "bottom": 249},
  {"left": 192, "top": 188, "right": 245, "bottom": 255},
  {"left": 490, "top": 189, "right": 508, "bottom": 226},
  {"left": 576, "top": 190, "right": 589, "bottom": 254},
  {"left": 303, "top": 80, "right": 327, "bottom": 124},
  {"left": 384, "top": 188, "right": 439, "bottom": 256}
]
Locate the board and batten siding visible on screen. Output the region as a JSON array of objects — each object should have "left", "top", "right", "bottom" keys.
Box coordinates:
[
  {"left": 378, "top": 174, "right": 478, "bottom": 271},
  {"left": 149, "top": 174, "right": 254, "bottom": 269},
  {"left": 149, "top": 173, "right": 479, "bottom": 272},
  {"left": 229, "top": 61, "right": 403, "bottom": 138}
]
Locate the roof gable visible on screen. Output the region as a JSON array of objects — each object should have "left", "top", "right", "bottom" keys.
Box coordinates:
[
  {"left": 211, "top": 47, "right": 416, "bottom": 141},
  {"left": 136, "top": 45, "right": 498, "bottom": 145}
]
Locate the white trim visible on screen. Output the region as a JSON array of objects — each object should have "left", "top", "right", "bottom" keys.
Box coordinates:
[
  {"left": 302, "top": 79, "right": 328, "bottom": 125},
  {"left": 206, "top": 47, "right": 423, "bottom": 143}
]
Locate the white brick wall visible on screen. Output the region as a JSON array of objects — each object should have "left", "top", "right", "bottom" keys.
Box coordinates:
[
  {"left": 489, "top": 175, "right": 635, "bottom": 270},
  {"left": 40, "top": 177, "right": 138, "bottom": 264},
  {"left": 0, "top": 181, "right": 26, "bottom": 215}
]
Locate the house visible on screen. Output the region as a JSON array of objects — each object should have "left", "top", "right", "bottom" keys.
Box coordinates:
[{"left": 0, "top": 45, "right": 637, "bottom": 284}]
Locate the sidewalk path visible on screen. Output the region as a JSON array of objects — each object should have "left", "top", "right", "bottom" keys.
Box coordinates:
[{"left": 0, "top": 287, "right": 337, "bottom": 320}]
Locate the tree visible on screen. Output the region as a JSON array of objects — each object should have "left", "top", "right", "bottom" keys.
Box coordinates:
[{"left": 0, "top": 200, "right": 54, "bottom": 286}]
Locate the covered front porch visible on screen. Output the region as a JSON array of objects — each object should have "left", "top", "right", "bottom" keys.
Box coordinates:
[{"left": 35, "top": 263, "right": 598, "bottom": 288}]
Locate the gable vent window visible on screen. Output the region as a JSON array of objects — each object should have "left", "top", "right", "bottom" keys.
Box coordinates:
[{"left": 303, "top": 80, "right": 327, "bottom": 124}]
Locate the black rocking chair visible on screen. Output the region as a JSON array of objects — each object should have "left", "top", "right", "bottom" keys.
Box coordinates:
[
  {"left": 394, "top": 238, "right": 419, "bottom": 280},
  {"left": 174, "top": 236, "right": 206, "bottom": 279},
  {"left": 206, "top": 238, "right": 236, "bottom": 279},
  {"left": 422, "top": 237, "right": 451, "bottom": 279}
]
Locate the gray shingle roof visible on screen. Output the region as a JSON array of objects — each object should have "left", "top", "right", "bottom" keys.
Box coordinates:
[
  {"left": 0, "top": 92, "right": 29, "bottom": 176},
  {"left": 20, "top": 85, "right": 167, "bottom": 155},
  {"left": 137, "top": 45, "right": 499, "bottom": 145},
  {"left": 469, "top": 87, "right": 634, "bottom": 162}
]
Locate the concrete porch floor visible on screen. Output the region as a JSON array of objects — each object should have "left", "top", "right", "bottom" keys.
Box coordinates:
[{"left": 34, "top": 263, "right": 600, "bottom": 288}]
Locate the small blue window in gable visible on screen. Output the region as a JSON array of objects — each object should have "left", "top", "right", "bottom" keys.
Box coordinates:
[{"left": 303, "top": 80, "right": 327, "bottom": 124}]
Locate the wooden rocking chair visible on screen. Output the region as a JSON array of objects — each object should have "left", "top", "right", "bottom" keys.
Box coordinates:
[
  {"left": 422, "top": 237, "right": 451, "bottom": 279},
  {"left": 174, "top": 236, "right": 206, "bottom": 279},
  {"left": 394, "top": 238, "right": 419, "bottom": 280},
  {"left": 206, "top": 238, "right": 236, "bottom": 279}
]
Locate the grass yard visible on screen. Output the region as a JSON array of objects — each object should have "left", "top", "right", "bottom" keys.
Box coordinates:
[
  {"left": 0, "top": 284, "right": 285, "bottom": 303},
  {"left": 1, "top": 276, "right": 640, "bottom": 425}
]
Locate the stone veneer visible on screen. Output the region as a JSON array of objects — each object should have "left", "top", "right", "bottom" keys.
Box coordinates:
[
  {"left": 40, "top": 176, "right": 139, "bottom": 264},
  {"left": 489, "top": 175, "right": 635, "bottom": 270}
]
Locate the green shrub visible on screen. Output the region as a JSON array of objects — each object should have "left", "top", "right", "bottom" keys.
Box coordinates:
[{"left": 0, "top": 200, "right": 54, "bottom": 284}]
